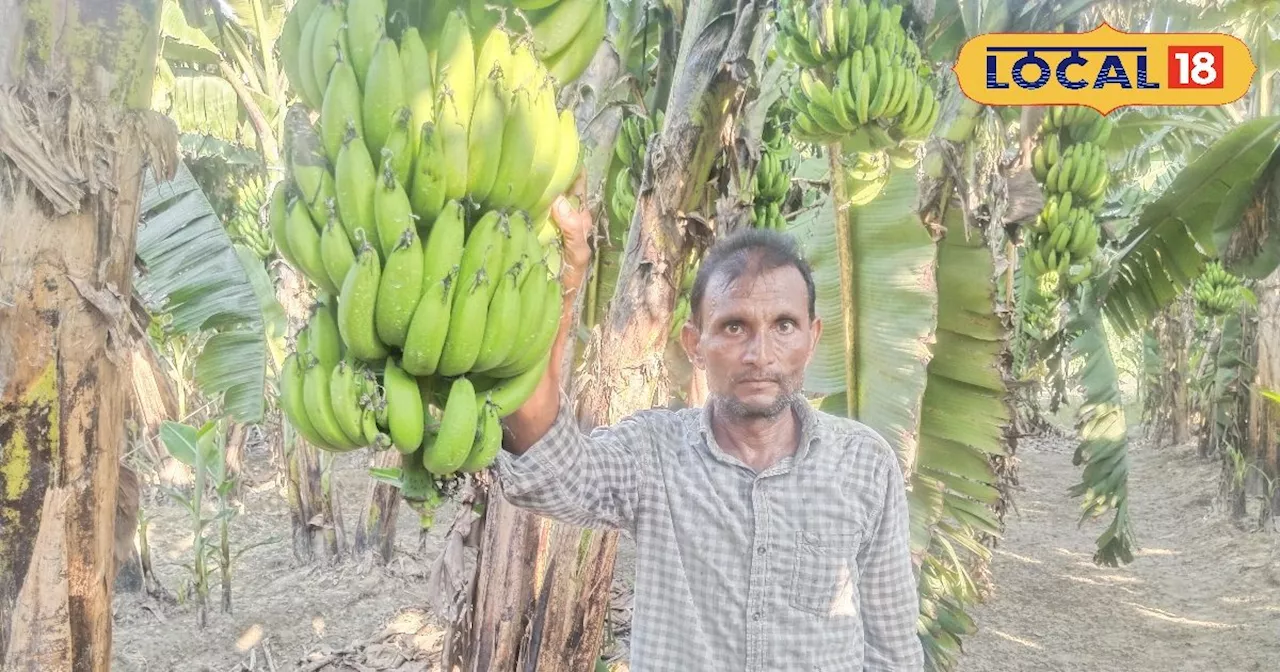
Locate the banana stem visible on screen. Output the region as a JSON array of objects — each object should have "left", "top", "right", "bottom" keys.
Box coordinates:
[{"left": 828, "top": 145, "right": 857, "bottom": 419}]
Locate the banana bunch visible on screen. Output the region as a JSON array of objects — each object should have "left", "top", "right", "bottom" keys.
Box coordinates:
[
  {"left": 752, "top": 118, "right": 792, "bottom": 231},
  {"left": 231, "top": 210, "right": 276, "bottom": 259},
  {"left": 1193, "top": 261, "right": 1243, "bottom": 316},
  {"left": 840, "top": 150, "right": 892, "bottom": 206},
  {"left": 778, "top": 0, "right": 920, "bottom": 71},
  {"left": 781, "top": 0, "right": 938, "bottom": 148},
  {"left": 274, "top": 3, "right": 585, "bottom": 484},
  {"left": 1026, "top": 105, "right": 1114, "bottom": 290},
  {"left": 506, "top": 0, "right": 607, "bottom": 85},
  {"left": 608, "top": 112, "right": 660, "bottom": 228}
]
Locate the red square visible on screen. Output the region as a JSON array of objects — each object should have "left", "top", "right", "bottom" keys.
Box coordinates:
[{"left": 1168, "top": 46, "right": 1224, "bottom": 88}]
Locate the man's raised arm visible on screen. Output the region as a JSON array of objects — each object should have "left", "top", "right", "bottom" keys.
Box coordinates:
[{"left": 493, "top": 195, "right": 651, "bottom": 532}]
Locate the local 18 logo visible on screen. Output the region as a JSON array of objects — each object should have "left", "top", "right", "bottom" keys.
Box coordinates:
[{"left": 953, "top": 22, "right": 1254, "bottom": 114}]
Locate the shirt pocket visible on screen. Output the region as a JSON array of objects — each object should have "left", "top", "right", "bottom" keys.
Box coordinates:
[{"left": 789, "top": 531, "right": 862, "bottom": 618}]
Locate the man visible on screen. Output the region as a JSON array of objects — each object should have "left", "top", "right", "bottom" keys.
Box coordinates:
[{"left": 495, "top": 197, "right": 924, "bottom": 671}]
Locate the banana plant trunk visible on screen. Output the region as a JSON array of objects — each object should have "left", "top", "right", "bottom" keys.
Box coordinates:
[
  {"left": 0, "top": 0, "right": 166, "bottom": 667},
  {"left": 354, "top": 450, "right": 400, "bottom": 562},
  {"left": 461, "top": 2, "right": 763, "bottom": 669},
  {"left": 1248, "top": 268, "right": 1280, "bottom": 516}
]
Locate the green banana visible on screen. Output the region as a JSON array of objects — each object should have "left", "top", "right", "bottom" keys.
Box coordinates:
[
  {"left": 337, "top": 242, "right": 390, "bottom": 362},
  {"left": 329, "top": 359, "right": 367, "bottom": 445},
  {"left": 471, "top": 265, "right": 523, "bottom": 372},
  {"left": 334, "top": 125, "right": 381, "bottom": 253},
  {"left": 436, "top": 267, "right": 492, "bottom": 376},
  {"left": 545, "top": 0, "right": 606, "bottom": 85},
  {"left": 361, "top": 36, "right": 407, "bottom": 160},
  {"left": 531, "top": 108, "right": 582, "bottom": 216},
  {"left": 531, "top": 0, "right": 597, "bottom": 57},
  {"left": 517, "top": 81, "right": 563, "bottom": 210},
  {"left": 401, "top": 26, "right": 434, "bottom": 158},
  {"left": 383, "top": 357, "right": 425, "bottom": 454},
  {"left": 401, "top": 265, "right": 459, "bottom": 376},
  {"left": 374, "top": 227, "right": 425, "bottom": 348},
  {"left": 491, "top": 272, "right": 562, "bottom": 378},
  {"left": 421, "top": 200, "right": 467, "bottom": 289},
  {"left": 269, "top": 181, "right": 297, "bottom": 266},
  {"left": 320, "top": 202, "right": 357, "bottom": 291},
  {"left": 487, "top": 87, "right": 537, "bottom": 208},
  {"left": 485, "top": 351, "right": 550, "bottom": 417},
  {"left": 285, "top": 196, "right": 338, "bottom": 295},
  {"left": 422, "top": 376, "right": 478, "bottom": 476},
  {"left": 466, "top": 65, "right": 507, "bottom": 202},
  {"left": 320, "top": 59, "right": 363, "bottom": 163},
  {"left": 373, "top": 156, "right": 415, "bottom": 260},
  {"left": 381, "top": 107, "right": 415, "bottom": 188},
  {"left": 309, "top": 1, "right": 348, "bottom": 104},
  {"left": 459, "top": 398, "right": 502, "bottom": 473},
  {"left": 301, "top": 354, "right": 360, "bottom": 451},
  {"left": 409, "top": 121, "right": 448, "bottom": 227},
  {"left": 344, "top": 0, "right": 384, "bottom": 86},
  {"left": 280, "top": 0, "right": 321, "bottom": 108},
  {"left": 280, "top": 351, "right": 333, "bottom": 449},
  {"left": 307, "top": 297, "right": 343, "bottom": 370},
  {"left": 286, "top": 107, "right": 335, "bottom": 225}
]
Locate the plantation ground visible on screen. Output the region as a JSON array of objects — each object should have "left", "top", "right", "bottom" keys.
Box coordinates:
[{"left": 110, "top": 424, "right": 1280, "bottom": 671}]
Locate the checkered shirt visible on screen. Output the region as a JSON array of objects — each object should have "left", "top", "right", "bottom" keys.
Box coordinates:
[{"left": 495, "top": 394, "right": 924, "bottom": 671}]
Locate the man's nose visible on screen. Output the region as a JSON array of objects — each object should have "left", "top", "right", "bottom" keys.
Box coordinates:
[{"left": 741, "top": 330, "right": 771, "bottom": 364}]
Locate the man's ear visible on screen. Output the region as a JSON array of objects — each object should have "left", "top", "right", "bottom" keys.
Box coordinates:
[
  {"left": 680, "top": 320, "right": 704, "bottom": 369},
  {"left": 806, "top": 316, "right": 823, "bottom": 367}
]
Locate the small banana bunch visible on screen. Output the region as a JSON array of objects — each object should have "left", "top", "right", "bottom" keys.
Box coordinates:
[
  {"left": 1193, "top": 261, "right": 1243, "bottom": 316},
  {"left": 752, "top": 118, "right": 792, "bottom": 231},
  {"left": 608, "top": 112, "right": 660, "bottom": 228},
  {"left": 781, "top": 0, "right": 938, "bottom": 147},
  {"left": 231, "top": 211, "right": 275, "bottom": 259},
  {"left": 511, "top": 0, "right": 608, "bottom": 85},
  {"left": 840, "top": 150, "right": 892, "bottom": 206},
  {"left": 669, "top": 249, "right": 701, "bottom": 342},
  {"left": 1025, "top": 105, "right": 1114, "bottom": 290},
  {"left": 274, "top": 3, "right": 585, "bottom": 492}
]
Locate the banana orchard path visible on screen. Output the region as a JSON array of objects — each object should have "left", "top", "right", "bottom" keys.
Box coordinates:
[{"left": 959, "top": 430, "right": 1280, "bottom": 672}]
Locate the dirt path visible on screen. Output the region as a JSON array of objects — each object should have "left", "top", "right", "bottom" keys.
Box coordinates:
[{"left": 959, "top": 432, "right": 1280, "bottom": 672}]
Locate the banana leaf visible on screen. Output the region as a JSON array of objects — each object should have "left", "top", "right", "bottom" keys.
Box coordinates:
[
  {"left": 161, "top": 0, "right": 220, "bottom": 64},
  {"left": 1103, "top": 116, "right": 1280, "bottom": 335},
  {"left": 135, "top": 160, "right": 269, "bottom": 424},
  {"left": 1065, "top": 294, "right": 1135, "bottom": 567},
  {"left": 792, "top": 166, "right": 937, "bottom": 462},
  {"left": 170, "top": 68, "right": 243, "bottom": 144}
]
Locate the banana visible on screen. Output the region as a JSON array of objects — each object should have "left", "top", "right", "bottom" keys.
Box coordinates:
[
  {"left": 302, "top": 354, "right": 360, "bottom": 451},
  {"left": 361, "top": 36, "right": 407, "bottom": 160},
  {"left": 280, "top": 352, "right": 333, "bottom": 449},
  {"left": 401, "top": 26, "right": 434, "bottom": 157},
  {"left": 334, "top": 125, "right": 380, "bottom": 253},
  {"left": 545, "top": 0, "right": 606, "bottom": 85},
  {"left": 436, "top": 266, "right": 492, "bottom": 377},
  {"left": 475, "top": 23, "right": 514, "bottom": 88},
  {"left": 337, "top": 242, "right": 390, "bottom": 362},
  {"left": 502, "top": 211, "right": 531, "bottom": 275},
  {"left": 437, "top": 86, "right": 471, "bottom": 203},
  {"left": 850, "top": 0, "right": 868, "bottom": 49},
  {"left": 320, "top": 57, "right": 363, "bottom": 164},
  {"left": 269, "top": 181, "right": 297, "bottom": 266},
  {"left": 409, "top": 122, "right": 448, "bottom": 227},
  {"left": 285, "top": 196, "right": 338, "bottom": 295},
  {"left": 486, "top": 87, "right": 538, "bottom": 209},
  {"left": 344, "top": 0, "right": 384, "bottom": 87},
  {"left": 456, "top": 210, "right": 507, "bottom": 301},
  {"left": 423, "top": 376, "right": 478, "bottom": 476},
  {"left": 286, "top": 107, "right": 335, "bottom": 225},
  {"left": 422, "top": 199, "right": 467, "bottom": 289},
  {"left": 517, "top": 81, "right": 563, "bottom": 210},
  {"left": 308, "top": 298, "right": 343, "bottom": 370},
  {"left": 308, "top": 1, "right": 348, "bottom": 106},
  {"left": 382, "top": 107, "right": 415, "bottom": 188},
  {"left": 530, "top": 107, "right": 583, "bottom": 216},
  {"left": 491, "top": 271, "right": 563, "bottom": 376},
  {"left": 295, "top": 2, "right": 330, "bottom": 109},
  {"left": 375, "top": 227, "right": 425, "bottom": 347},
  {"left": 320, "top": 202, "right": 357, "bottom": 290},
  {"left": 531, "top": 0, "right": 598, "bottom": 57},
  {"left": 329, "top": 359, "right": 367, "bottom": 445},
  {"left": 401, "top": 265, "right": 459, "bottom": 376},
  {"left": 383, "top": 357, "right": 425, "bottom": 454},
  {"left": 459, "top": 398, "right": 503, "bottom": 473},
  {"left": 373, "top": 156, "right": 415, "bottom": 260},
  {"left": 434, "top": 9, "right": 474, "bottom": 202},
  {"left": 471, "top": 265, "right": 523, "bottom": 372},
  {"left": 282, "top": 0, "right": 322, "bottom": 107},
  {"left": 484, "top": 351, "right": 549, "bottom": 417},
  {"left": 466, "top": 65, "right": 507, "bottom": 202}
]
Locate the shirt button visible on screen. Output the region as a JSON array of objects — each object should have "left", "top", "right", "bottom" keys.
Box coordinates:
[
  {"left": 757, "top": 545, "right": 766, "bottom": 555},
  {"left": 753, "top": 611, "right": 763, "bottom": 621}
]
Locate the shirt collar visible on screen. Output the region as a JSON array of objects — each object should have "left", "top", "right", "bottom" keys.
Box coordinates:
[{"left": 695, "top": 395, "right": 822, "bottom": 470}]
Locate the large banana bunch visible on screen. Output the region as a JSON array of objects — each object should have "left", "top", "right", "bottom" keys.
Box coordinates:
[
  {"left": 780, "top": 0, "right": 939, "bottom": 148},
  {"left": 1025, "top": 105, "right": 1114, "bottom": 290},
  {"left": 751, "top": 116, "right": 792, "bottom": 231},
  {"left": 1193, "top": 261, "right": 1243, "bottom": 316},
  {"left": 274, "top": 2, "right": 586, "bottom": 492}
]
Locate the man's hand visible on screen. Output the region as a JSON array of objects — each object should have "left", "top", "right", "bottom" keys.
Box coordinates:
[{"left": 550, "top": 171, "right": 592, "bottom": 293}]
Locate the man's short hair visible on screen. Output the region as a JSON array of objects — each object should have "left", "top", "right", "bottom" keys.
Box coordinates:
[{"left": 688, "top": 228, "right": 817, "bottom": 326}]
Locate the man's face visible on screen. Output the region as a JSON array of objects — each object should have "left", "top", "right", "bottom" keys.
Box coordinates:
[{"left": 681, "top": 262, "right": 822, "bottom": 420}]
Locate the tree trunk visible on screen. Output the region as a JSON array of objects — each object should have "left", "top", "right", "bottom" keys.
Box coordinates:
[
  {"left": 354, "top": 451, "right": 399, "bottom": 562},
  {"left": 0, "top": 0, "right": 167, "bottom": 667},
  {"left": 1170, "top": 296, "right": 1194, "bottom": 445},
  {"left": 461, "top": 2, "right": 763, "bottom": 670},
  {"left": 1248, "top": 268, "right": 1280, "bottom": 516}
]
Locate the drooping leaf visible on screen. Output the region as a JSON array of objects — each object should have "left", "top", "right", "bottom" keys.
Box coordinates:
[
  {"left": 160, "top": 420, "right": 199, "bottom": 467},
  {"left": 161, "top": 0, "right": 220, "bottom": 63},
  {"left": 136, "top": 161, "right": 269, "bottom": 424},
  {"left": 170, "top": 68, "right": 242, "bottom": 143},
  {"left": 1104, "top": 116, "right": 1280, "bottom": 334},
  {"left": 1066, "top": 293, "right": 1136, "bottom": 567},
  {"left": 793, "top": 165, "right": 937, "bottom": 460}
]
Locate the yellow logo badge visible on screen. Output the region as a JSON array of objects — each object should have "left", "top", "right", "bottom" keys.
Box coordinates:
[{"left": 953, "top": 22, "right": 1254, "bottom": 114}]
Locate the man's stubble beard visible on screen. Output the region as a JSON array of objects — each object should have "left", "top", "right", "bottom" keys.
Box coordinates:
[{"left": 712, "top": 370, "right": 807, "bottom": 420}]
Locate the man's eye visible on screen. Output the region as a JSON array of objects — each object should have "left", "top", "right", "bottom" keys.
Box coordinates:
[
  {"left": 778, "top": 321, "right": 795, "bottom": 334},
  {"left": 725, "top": 323, "right": 743, "bottom": 334}
]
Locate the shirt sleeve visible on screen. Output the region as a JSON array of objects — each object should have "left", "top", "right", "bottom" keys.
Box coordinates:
[
  {"left": 858, "top": 444, "right": 925, "bottom": 670},
  {"left": 493, "top": 392, "right": 651, "bottom": 533}
]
